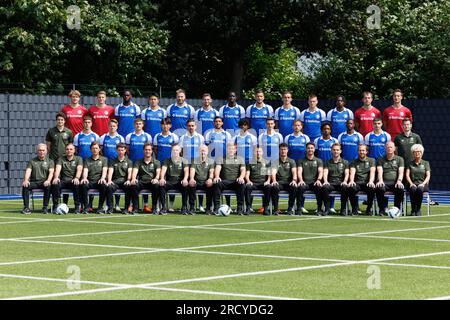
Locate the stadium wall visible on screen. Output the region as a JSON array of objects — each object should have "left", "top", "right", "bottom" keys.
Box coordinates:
[{"left": 0, "top": 94, "right": 448, "bottom": 194}]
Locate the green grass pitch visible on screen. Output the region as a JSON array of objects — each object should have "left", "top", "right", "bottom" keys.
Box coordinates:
[{"left": 0, "top": 197, "right": 449, "bottom": 300}]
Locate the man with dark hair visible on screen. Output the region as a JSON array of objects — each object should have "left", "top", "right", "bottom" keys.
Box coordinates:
[
  {"left": 246, "top": 89, "right": 274, "bottom": 136},
  {"left": 179, "top": 119, "right": 205, "bottom": 163},
  {"left": 51, "top": 143, "right": 83, "bottom": 213},
  {"left": 89, "top": 90, "right": 115, "bottom": 136},
  {"left": 73, "top": 115, "right": 99, "bottom": 161},
  {"left": 327, "top": 95, "right": 354, "bottom": 139},
  {"left": 141, "top": 93, "right": 167, "bottom": 139},
  {"left": 299, "top": 94, "right": 326, "bottom": 142},
  {"left": 195, "top": 93, "right": 219, "bottom": 135},
  {"left": 213, "top": 143, "right": 246, "bottom": 215},
  {"left": 234, "top": 118, "right": 257, "bottom": 165},
  {"left": 167, "top": 89, "right": 195, "bottom": 135},
  {"left": 130, "top": 143, "right": 161, "bottom": 214},
  {"left": 104, "top": 143, "right": 133, "bottom": 214},
  {"left": 125, "top": 118, "right": 152, "bottom": 163},
  {"left": 258, "top": 117, "right": 283, "bottom": 162},
  {"left": 321, "top": 143, "right": 350, "bottom": 215},
  {"left": 219, "top": 91, "right": 246, "bottom": 132},
  {"left": 21, "top": 144, "right": 55, "bottom": 214},
  {"left": 270, "top": 143, "right": 298, "bottom": 215},
  {"left": 383, "top": 89, "right": 413, "bottom": 140},
  {"left": 274, "top": 91, "right": 301, "bottom": 138},
  {"left": 46, "top": 112, "right": 73, "bottom": 161},
  {"left": 394, "top": 118, "right": 422, "bottom": 165},
  {"left": 365, "top": 118, "right": 391, "bottom": 160},
  {"left": 338, "top": 119, "right": 364, "bottom": 162},
  {"left": 347, "top": 144, "right": 376, "bottom": 216},
  {"left": 297, "top": 142, "right": 324, "bottom": 215},
  {"left": 115, "top": 89, "right": 141, "bottom": 138},
  {"left": 354, "top": 91, "right": 381, "bottom": 137}
]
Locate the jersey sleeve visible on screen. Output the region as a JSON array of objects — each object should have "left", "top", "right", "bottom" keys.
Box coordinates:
[
  {"left": 348, "top": 109, "right": 354, "bottom": 120},
  {"left": 326, "top": 109, "right": 333, "bottom": 122},
  {"left": 294, "top": 107, "right": 301, "bottom": 119},
  {"left": 406, "top": 108, "right": 413, "bottom": 122},
  {"left": 274, "top": 108, "right": 280, "bottom": 121},
  {"left": 135, "top": 104, "right": 141, "bottom": 117},
  {"left": 125, "top": 133, "right": 132, "bottom": 145},
  {"left": 305, "top": 135, "right": 310, "bottom": 143},
  {"left": 114, "top": 105, "right": 120, "bottom": 117},
  {"left": 189, "top": 105, "right": 196, "bottom": 119},
  {"left": 386, "top": 132, "right": 392, "bottom": 142},
  {"left": 250, "top": 134, "right": 258, "bottom": 146},
  {"left": 320, "top": 109, "right": 327, "bottom": 121},
  {"left": 245, "top": 105, "right": 252, "bottom": 118},
  {"left": 146, "top": 133, "right": 152, "bottom": 144},
  {"left": 118, "top": 134, "right": 125, "bottom": 143},
  {"left": 218, "top": 106, "right": 225, "bottom": 118},
  {"left": 299, "top": 110, "right": 305, "bottom": 122},
  {"left": 173, "top": 133, "right": 179, "bottom": 144},
  {"left": 337, "top": 132, "right": 344, "bottom": 143},
  {"left": 284, "top": 135, "right": 290, "bottom": 144},
  {"left": 257, "top": 134, "right": 263, "bottom": 147},
  {"left": 99, "top": 134, "right": 106, "bottom": 146},
  {"left": 140, "top": 109, "right": 146, "bottom": 120},
  {"left": 267, "top": 105, "right": 274, "bottom": 117},
  {"left": 225, "top": 131, "right": 232, "bottom": 143},
  {"left": 45, "top": 129, "right": 52, "bottom": 142},
  {"left": 179, "top": 135, "right": 185, "bottom": 147},
  {"left": 73, "top": 134, "right": 79, "bottom": 147},
  {"left": 199, "top": 135, "right": 205, "bottom": 146},
  {"left": 204, "top": 131, "right": 211, "bottom": 145},
  {"left": 357, "top": 133, "right": 364, "bottom": 144},
  {"left": 313, "top": 137, "right": 319, "bottom": 149},
  {"left": 94, "top": 133, "right": 100, "bottom": 141},
  {"left": 364, "top": 133, "right": 371, "bottom": 145},
  {"left": 239, "top": 105, "right": 246, "bottom": 118}
]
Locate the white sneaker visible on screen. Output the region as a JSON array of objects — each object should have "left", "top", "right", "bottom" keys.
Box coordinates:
[
  {"left": 301, "top": 207, "right": 308, "bottom": 214},
  {"left": 114, "top": 205, "right": 121, "bottom": 213},
  {"left": 198, "top": 206, "right": 205, "bottom": 212},
  {"left": 329, "top": 208, "right": 337, "bottom": 214}
]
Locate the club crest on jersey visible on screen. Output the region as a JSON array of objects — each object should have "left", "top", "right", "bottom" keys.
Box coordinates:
[
  {"left": 365, "top": 162, "right": 369, "bottom": 168},
  {"left": 316, "top": 114, "right": 320, "bottom": 119},
  {"left": 77, "top": 110, "right": 82, "bottom": 114},
  {"left": 419, "top": 164, "right": 425, "bottom": 170},
  {"left": 90, "top": 137, "right": 95, "bottom": 141},
  {"left": 344, "top": 114, "right": 348, "bottom": 119},
  {"left": 400, "top": 112, "right": 404, "bottom": 116},
  {"left": 104, "top": 111, "right": 108, "bottom": 115},
  {"left": 381, "top": 137, "right": 386, "bottom": 142},
  {"left": 371, "top": 113, "right": 375, "bottom": 117},
  {"left": 353, "top": 137, "right": 358, "bottom": 142},
  {"left": 183, "top": 110, "right": 188, "bottom": 115},
  {"left": 98, "top": 161, "right": 102, "bottom": 166}
]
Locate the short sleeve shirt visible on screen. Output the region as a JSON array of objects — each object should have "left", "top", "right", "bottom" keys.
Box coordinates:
[
  {"left": 325, "top": 158, "right": 349, "bottom": 184},
  {"left": 84, "top": 156, "right": 108, "bottom": 182},
  {"left": 350, "top": 157, "right": 376, "bottom": 184},
  {"left": 275, "top": 158, "right": 297, "bottom": 183},
  {"left": 191, "top": 159, "right": 215, "bottom": 183},
  {"left": 134, "top": 159, "right": 161, "bottom": 183},
  {"left": 297, "top": 157, "right": 323, "bottom": 184},
  {"left": 377, "top": 155, "right": 404, "bottom": 184},
  {"left": 408, "top": 160, "right": 430, "bottom": 184},
  {"left": 163, "top": 158, "right": 188, "bottom": 183},
  {"left": 219, "top": 156, "right": 246, "bottom": 181},
  {"left": 57, "top": 156, "right": 83, "bottom": 181},
  {"left": 26, "top": 157, "right": 54, "bottom": 183},
  {"left": 109, "top": 157, "right": 133, "bottom": 183},
  {"left": 246, "top": 159, "right": 270, "bottom": 184},
  {"left": 45, "top": 127, "right": 73, "bottom": 161}
]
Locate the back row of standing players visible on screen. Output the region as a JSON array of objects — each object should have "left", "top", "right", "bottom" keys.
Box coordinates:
[{"left": 51, "top": 88, "right": 417, "bottom": 167}]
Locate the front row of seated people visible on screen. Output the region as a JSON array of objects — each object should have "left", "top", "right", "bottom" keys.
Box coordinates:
[{"left": 22, "top": 141, "right": 430, "bottom": 216}]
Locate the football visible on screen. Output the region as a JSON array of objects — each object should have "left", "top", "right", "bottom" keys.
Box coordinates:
[
  {"left": 387, "top": 206, "right": 401, "bottom": 219},
  {"left": 218, "top": 204, "right": 231, "bottom": 216},
  {"left": 55, "top": 203, "right": 69, "bottom": 215}
]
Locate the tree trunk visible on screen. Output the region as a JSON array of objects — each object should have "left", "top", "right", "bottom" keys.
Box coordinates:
[{"left": 230, "top": 54, "right": 244, "bottom": 99}]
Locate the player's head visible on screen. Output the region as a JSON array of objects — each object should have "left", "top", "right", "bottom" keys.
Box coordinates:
[
  {"left": 385, "top": 141, "right": 396, "bottom": 155},
  {"left": 65, "top": 143, "right": 76, "bottom": 157},
  {"left": 96, "top": 90, "right": 106, "bottom": 104},
  {"left": 171, "top": 143, "right": 182, "bottom": 158},
  {"left": 346, "top": 119, "right": 355, "bottom": 131},
  {"left": 331, "top": 142, "right": 342, "bottom": 158},
  {"left": 122, "top": 89, "right": 132, "bottom": 102},
  {"left": 148, "top": 93, "right": 159, "bottom": 106},
  {"left": 83, "top": 115, "right": 93, "bottom": 130},
  {"left": 68, "top": 90, "right": 81, "bottom": 104},
  {"left": 336, "top": 95, "right": 346, "bottom": 107},
  {"left": 36, "top": 143, "right": 47, "bottom": 159},
  {"left": 116, "top": 142, "right": 127, "bottom": 157},
  {"left": 306, "top": 142, "right": 315, "bottom": 156},
  {"left": 358, "top": 144, "right": 368, "bottom": 159},
  {"left": 362, "top": 91, "right": 373, "bottom": 106},
  {"left": 321, "top": 122, "right": 331, "bottom": 136},
  {"left": 293, "top": 119, "right": 303, "bottom": 133},
  {"left": 308, "top": 94, "right": 318, "bottom": 108},
  {"left": 279, "top": 142, "right": 289, "bottom": 157},
  {"left": 282, "top": 90, "right": 293, "bottom": 103},
  {"left": 161, "top": 118, "right": 172, "bottom": 132},
  {"left": 90, "top": 141, "right": 101, "bottom": 156},
  {"left": 402, "top": 118, "right": 412, "bottom": 133},
  {"left": 393, "top": 89, "right": 403, "bottom": 103},
  {"left": 134, "top": 118, "right": 144, "bottom": 131},
  {"left": 56, "top": 112, "right": 66, "bottom": 126},
  {"left": 186, "top": 119, "right": 196, "bottom": 133},
  {"left": 202, "top": 93, "right": 212, "bottom": 107},
  {"left": 108, "top": 119, "right": 118, "bottom": 133},
  {"left": 226, "top": 142, "right": 236, "bottom": 157},
  {"left": 266, "top": 117, "right": 275, "bottom": 130},
  {"left": 214, "top": 116, "right": 223, "bottom": 129},
  {"left": 411, "top": 144, "right": 424, "bottom": 158},
  {"left": 176, "top": 89, "right": 186, "bottom": 104},
  {"left": 373, "top": 118, "right": 383, "bottom": 131},
  {"left": 255, "top": 146, "right": 263, "bottom": 160},
  {"left": 255, "top": 89, "right": 264, "bottom": 103},
  {"left": 228, "top": 91, "right": 237, "bottom": 103},
  {"left": 238, "top": 118, "right": 250, "bottom": 131},
  {"left": 143, "top": 143, "right": 153, "bottom": 158}
]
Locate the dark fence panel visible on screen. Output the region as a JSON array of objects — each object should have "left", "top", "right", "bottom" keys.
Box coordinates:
[{"left": 0, "top": 94, "right": 448, "bottom": 193}]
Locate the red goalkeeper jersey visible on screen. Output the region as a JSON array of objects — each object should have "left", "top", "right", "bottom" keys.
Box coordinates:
[{"left": 383, "top": 105, "right": 413, "bottom": 139}]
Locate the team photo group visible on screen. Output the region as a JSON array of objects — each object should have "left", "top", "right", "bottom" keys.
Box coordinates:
[{"left": 21, "top": 88, "right": 430, "bottom": 217}]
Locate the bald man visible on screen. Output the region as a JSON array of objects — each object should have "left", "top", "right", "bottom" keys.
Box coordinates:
[{"left": 21, "top": 144, "right": 55, "bottom": 214}]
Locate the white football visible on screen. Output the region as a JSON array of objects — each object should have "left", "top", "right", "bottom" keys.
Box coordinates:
[
  {"left": 387, "top": 206, "right": 401, "bottom": 219},
  {"left": 55, "top": 203, "right": 69, "bottom": 215},
  {"left": 218, "top": 204, "right": 231, "bottom": 216}
]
